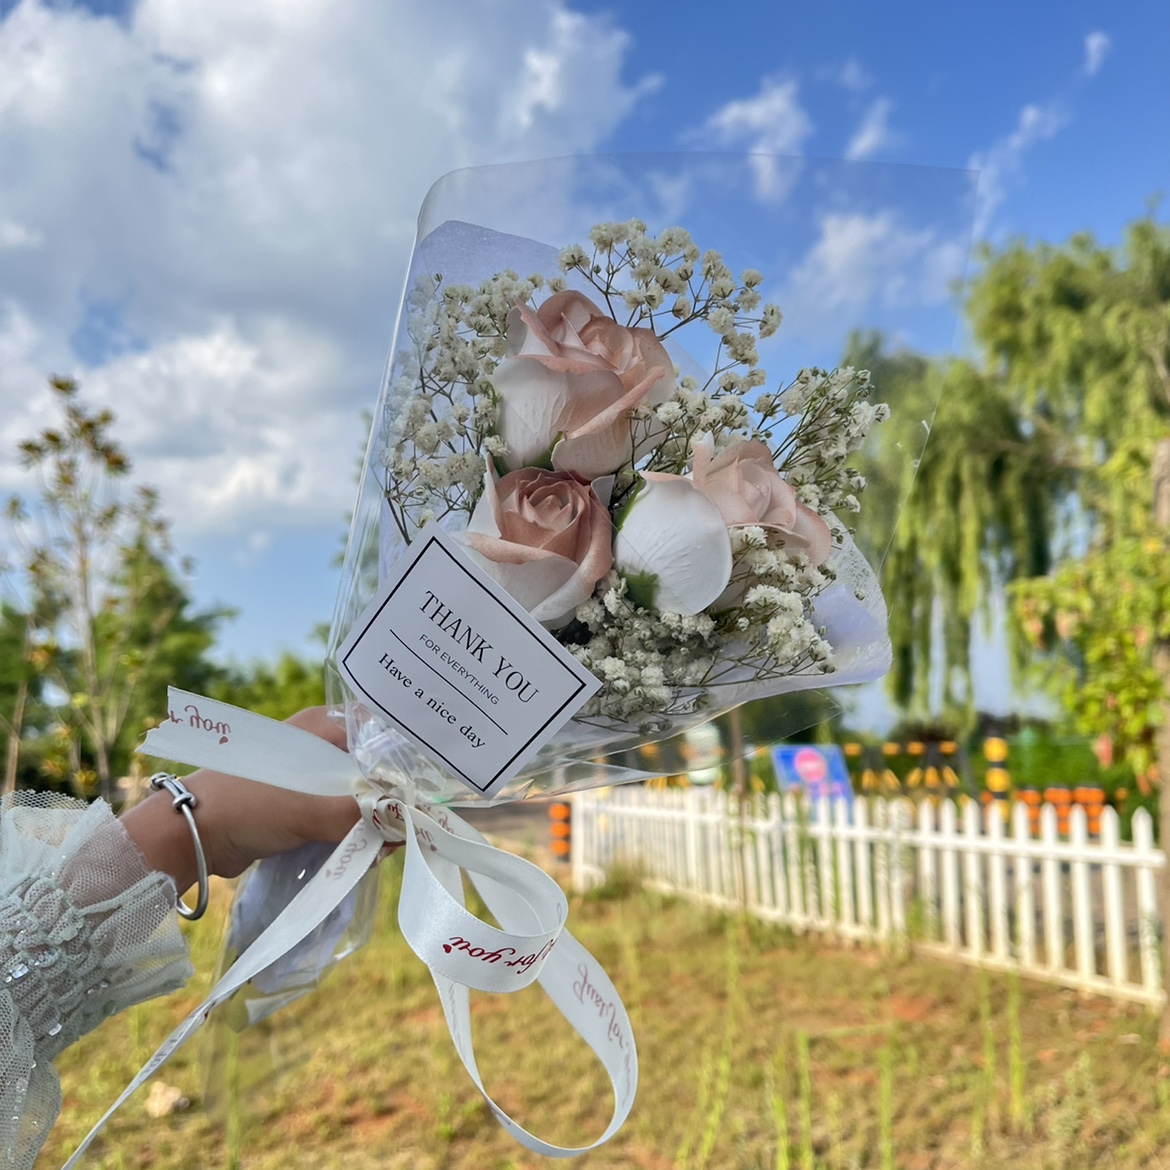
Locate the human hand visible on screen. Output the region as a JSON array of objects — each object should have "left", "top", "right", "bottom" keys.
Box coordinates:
[{"left": 122, "top": 707, "right": 361, "bottom": 893}]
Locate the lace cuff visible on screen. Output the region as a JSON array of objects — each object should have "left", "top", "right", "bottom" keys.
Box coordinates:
[{"left": 0, "top": 793, "right": 193, "bottom": 1170}]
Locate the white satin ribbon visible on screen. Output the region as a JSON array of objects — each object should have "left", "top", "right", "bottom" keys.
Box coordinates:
[{"left": 63, "top": 689, "right": 636, "bottom": 1166}]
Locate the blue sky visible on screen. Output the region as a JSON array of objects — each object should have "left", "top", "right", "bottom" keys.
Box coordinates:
[{"left": 0, "top": 0, "right": 1166, "bottom": 703}]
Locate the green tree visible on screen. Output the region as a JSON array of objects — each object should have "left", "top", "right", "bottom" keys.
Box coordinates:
[
  {"left": 0, "top": 599, "right": 43, "bottom": 794},
  {"left": 6, "top": 377, "right": 225, "bottom": 799},
  {"left": 211, "top": 651, "right": 326, "bottom": 722},
  {"left": 966, "top": 218, "right": 1170, "bottom": 758},
  {"left": 891, "top": 213, "right": 1170, "bottom": 1038},
  {"left": 880, "top": 355, "right": 1073, "bottom": 725}
]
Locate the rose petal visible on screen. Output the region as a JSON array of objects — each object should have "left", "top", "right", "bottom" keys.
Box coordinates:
[
  {"left": 460, "top": 461, "right": 613, "bottom": 627},
  {"left": 493, "top": 357, "right": 571, "bottom": 468},
  {"left": 783, "top": 502, "right": 833, "bottom": 566},
  {"left": 613, "top": 473, "right": 732, "bottom": 615},
  {"left": 492, "top": 292, "right": 677, "bottom": 480},
  {"left": 461, "top": 541, "right": 581, "bottom": 619},
  {"left": 537, "top": 290, "right": 604, "bottom": 336}
]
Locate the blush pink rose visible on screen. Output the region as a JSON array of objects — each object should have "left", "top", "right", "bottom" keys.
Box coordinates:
[
  {"left": 691, "top": 436, "right": 832, "bottom": 566},
  {"left": 459, "top": 462, "right": 614, "bottom": 628},
  {"left": 492, "top": 290, "right": 676, "bottom": 479}
]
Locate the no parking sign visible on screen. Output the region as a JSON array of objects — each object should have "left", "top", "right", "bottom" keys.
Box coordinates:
[{"left": 770, "top": 744, "right": 853, "bottom": 804}]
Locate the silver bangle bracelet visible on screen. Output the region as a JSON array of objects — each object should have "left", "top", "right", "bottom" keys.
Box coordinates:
[{"left": 148, "top": 772, "right": 210, "bottom": 921}]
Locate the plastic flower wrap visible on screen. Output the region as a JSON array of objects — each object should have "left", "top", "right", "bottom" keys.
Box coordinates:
[
  {"left": 69, "top": 155, "right": 973, "bottom": 1165},
  {"left": 324, "top": 154, "right": 964, "bottom": 805}
]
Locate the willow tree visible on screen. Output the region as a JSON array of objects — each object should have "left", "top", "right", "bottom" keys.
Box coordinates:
[
  {"left": 887, "top": 214, "right": 1170, "bottom": 1037},
  {"left": 855, "top": 337, "right": 1072, "bottom": 728},
  {"left": 968, "top": 216, "right": 1170, "bottom": 766},
  {"left": 968, "top": 216, "right": 1170, "bottom": 1040}
]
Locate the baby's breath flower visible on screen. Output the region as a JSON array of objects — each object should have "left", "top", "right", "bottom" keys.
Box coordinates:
[
  {"left": 589, "top": 222, "right": 627, "bottom": 249},
  {"left": 701, "top": 250, "right": 728, "bottom": 280},
  {"left": 380, "top": 216, "right": 876, "bottom": 724},
  {"left": 657, "top": 227, "right": 692, "bottom": 254},
  {"left": 707, "top": 306, "right": 735, "bottom": 336},
  {"left": 736, "top": 287, "right": 762, "bottom": 312},
  {"left": 725, "top": 333, "right": 758, "bottom": 365},
  {"left": 559, "top": 243, "right": 588, "bottom": 270},
  {"left": 760, "top": 303, "right": 783, "bottom": 337}
]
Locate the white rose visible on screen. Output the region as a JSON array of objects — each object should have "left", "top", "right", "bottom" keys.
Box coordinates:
[
  {"left": 612, "top": 473, "right": 732, "bottom": 616},
  {"left": 492, "top": 290, "right": 676, "bottom": 479}
]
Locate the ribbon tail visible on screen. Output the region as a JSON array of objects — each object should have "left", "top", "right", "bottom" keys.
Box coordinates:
[
  {"left": 61, "top": 820, "right": 383, "bottom": 1169},
  {"left": 141, "top": 688, "right": 362, "bottom": 796},
  {"left": 410, "top": 804, "right": 638, "bottom": 1156}
]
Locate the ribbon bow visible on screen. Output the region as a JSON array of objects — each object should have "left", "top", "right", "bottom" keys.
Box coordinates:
[{"left": 64, "top": 689, "right": 636, "bottom": 1166}]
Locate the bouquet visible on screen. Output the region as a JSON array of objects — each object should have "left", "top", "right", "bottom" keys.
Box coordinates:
[
  {"left": 71, "top": 155, "right": 971, "bottom": 1164},
  {"left": 328, "top": 217, "right": 893, "bottom": 804}
]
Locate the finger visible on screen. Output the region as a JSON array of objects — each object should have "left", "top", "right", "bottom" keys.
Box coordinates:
[
  {"left": 298, "top": 794, "right": 361, "bottom": 844},
  {"left": 285, "top": 706, "right": 348, "bottom": 751}
]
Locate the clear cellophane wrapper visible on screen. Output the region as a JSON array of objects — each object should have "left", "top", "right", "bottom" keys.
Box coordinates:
[
  {"left": 219, "top": 153, "right": 973, "bottom": 1029},
  {"left": 326, "top": 152, "right": 973, "bottom": 803}
]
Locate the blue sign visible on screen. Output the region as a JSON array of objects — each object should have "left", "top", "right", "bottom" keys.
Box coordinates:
[{"left": 770, "top": 744, "right": 853, "bottom": 804}]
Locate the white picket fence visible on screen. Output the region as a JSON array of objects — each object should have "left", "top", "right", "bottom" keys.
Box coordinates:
[{"left": 570, "top": 787, "right": 1166, "bottom": 1007}]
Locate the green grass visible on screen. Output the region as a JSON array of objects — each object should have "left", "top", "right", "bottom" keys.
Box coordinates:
[{"left": 42, "top": 855, "right": 1170, "bottom": 1169}]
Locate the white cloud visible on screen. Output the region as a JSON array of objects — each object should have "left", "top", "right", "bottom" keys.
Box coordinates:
[
  {"left": 1083, "top": 30, "right": 1111, "bottom": 77},
  {"left": 0, "top": 0, "right": 649, "bottom": 548},
  {"left": 838, "top": 59, "right": 871, "bottom": 92},
  {"left": 784, "top": 210, "right": 966, "bottom": 333},
  {"left": 0, "top": 220, "right": 42, "bottom": 249},
  {"left": 968, "top": 100, "right": 1068, "bottom": 238},
  {"left": 844, "top": 97, "right": 896, "bottom": 161},
  {"left": 822, "top": 58, "right": 870, "bottom": 93},
  {"left": 698, "top": 78, "right": 813, "bottom": 200},
  {"left": 81, "top": 320, "right": 360, "bottom": 536}
]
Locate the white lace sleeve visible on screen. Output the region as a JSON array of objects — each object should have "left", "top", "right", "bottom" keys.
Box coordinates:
[{"left": 0, "top": 792, "right": 194, "bottom": 1170}]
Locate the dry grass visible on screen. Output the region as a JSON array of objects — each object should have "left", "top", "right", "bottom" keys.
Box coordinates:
[{"left": 40, "top": 856, "right": 1170, "bottom": 1169}]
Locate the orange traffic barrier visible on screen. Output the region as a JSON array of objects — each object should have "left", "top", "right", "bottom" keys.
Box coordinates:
[
  {"left": 550, "top": 801, "right": 571, "bottom": 861},
  {"left": 1074, "top": 786, "right": 1106, "bottom": 836},
  {"left": 1017, "top": 788, "right": 1041, "bottom": 836},
  {"left": 1044, "top": 787, "right": 1073, "bottom": 835}
]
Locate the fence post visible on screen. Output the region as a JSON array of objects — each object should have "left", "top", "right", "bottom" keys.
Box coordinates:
[
  {"left": 683, "top": 790, "right": 692, "bottom": 889},
  {"left": 753, "top": 794, "right": 775, "bottom": 915},
  {"left": 1041, "top": 802, "right": 1063, "bottom": 974},
  {"left": 939, "top": 799, "right": 960, "bottom": 952},
  {"left": 1133, "top": 809, "right": 1163, "bottom": 1002},
  {"left": 1100, "top": 807, "right": 1127, "bottom": 988},
  {"left": 917, "top": 799, "right": 938, "bottom": 941},
  {"left": 768, "top": 792, "right": 788, "bottom": 921},
  {"left": 963, "top": 798, "right": 985, "bottom": 960},
  {"left": 988, "top": 798, "right": 1010, "bottom": 963},
  {"left": 1070, "top": 805, "right": 1094, "bottom": 986},
  {"left": 1012, "top": 800, "right": 1036, "bottom": 970},
  {"left": 784, "top": 792, "right": 806, "bottom": 929},
  {"left": 890, "top": 799, "right": 907, "bottom": 938},
  {"left": 570, "top": 793, "right": 586, "bottom": 892},
  {"left": 854, "top": 797, "right": 873, "bottom": 938},
  {"left": 835, "top": 797, "right": 856, "bottom": 938},
  {"left": 874, "top": 799, "right": 891, "bottom": 942},
  {"left": 817, "top": 795, "right": 834, "bottom": 931}
]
